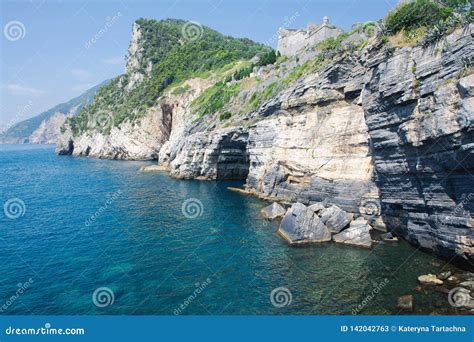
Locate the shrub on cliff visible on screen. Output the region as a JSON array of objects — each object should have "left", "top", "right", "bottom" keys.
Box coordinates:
[
  {"left": 384, "top": 0, "right": 451, "bottom": 34},
  {"left": 385, "top": 0, "right": 471, "bottom": 35}
]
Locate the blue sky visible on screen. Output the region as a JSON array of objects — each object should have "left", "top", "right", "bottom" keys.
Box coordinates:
[{"left": 0, "top": 0, "right": 396, "bottom": 130}]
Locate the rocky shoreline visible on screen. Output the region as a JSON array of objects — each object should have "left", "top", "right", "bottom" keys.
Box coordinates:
[{"left": 57, "top": 18, "right": 474, "bottom": 272}]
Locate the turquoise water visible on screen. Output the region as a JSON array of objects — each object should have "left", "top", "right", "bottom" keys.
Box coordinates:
[{"left": 0, "top": 145, "right": 462, "bottom": 315}]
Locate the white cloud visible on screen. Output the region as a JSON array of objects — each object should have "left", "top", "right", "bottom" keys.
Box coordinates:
[
  {"left": 101, "top": 56, "right": 124, "bottom": 65},
  {"left": 4, "top": 84, "right": 45, "bottom": 97}
]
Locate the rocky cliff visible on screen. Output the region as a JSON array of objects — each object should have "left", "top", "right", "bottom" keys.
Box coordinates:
[
  {"left": 0, "top": 82, "right": 104, "bottom": 144},
  {"left": 56, "top": 16, "right": 474, "bottom": 268}
]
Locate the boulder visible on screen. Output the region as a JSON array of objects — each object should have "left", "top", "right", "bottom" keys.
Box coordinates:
[
  {"left": 437, "top": 271, "right": 452, "bottom": 280},
  {"left": 458, "top": 74, "right": 474, "bottom": 97},
  {"left": 260, "top": 202, "right": 286, "bottom": 220},
  {"left": 380, "top": 232, "right": 399, "bottom": 242},
  {"left": 332, "top": 218, "right": 373, "bottom": 248},
  {"left": 460, "top": 280, "right": 474, "bottom": 290},
  {"left": 320, "top": 205, "right": 351, "bottom": 233},
  {"left": 396, "top": 295, "right": 413, "bottom": 312},
  {"left": 418, "top": 274, "right": 443, "bottom": 285},
  {"left": 278, "top": 203, "right": 332, "bottom": 244},
  {"left": 308, "top": 202, "right": 325, "bottom": 214}
]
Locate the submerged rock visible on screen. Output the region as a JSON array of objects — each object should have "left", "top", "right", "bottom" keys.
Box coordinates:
[
  {"left": 418, "top": 274, "right": 443, "bottom": 285},
  {"left": 396, "top": 295, "right": 413, "bottom": 312},
  {"left": 260, "top": 202, "right": 286, "bottom": 220},
  {"left": 139, "top": 164, "right": 169, "bottom": 172},
  {"left": 320, "top": 205, "right": 351, "bottom": 233},
  {"left": 460, "top": 280, "right": 474, "bottom": 290},
  {"left": 380, "top": 232, "right": 399, "bottom": 242},
  {"left": 278, "top": 202, "right": 331, "bottom": 244},
  {"left": 437, "top": 271, "right": 452, "bottom": 281},
  {"left": 332, "top": 218, "right": 372, "bottom": 248}
]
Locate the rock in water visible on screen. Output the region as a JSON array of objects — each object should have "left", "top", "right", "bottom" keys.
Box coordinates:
[
  {"left": 278, "top": 203, "right": 331, "bottom": 244},
  {"left": 333, "top": 218, "right": 373, "bottom": 248},
  {"left": 319, "top": 205, "right": 351, "bottom": 233},
  {"left": 396, "top": 295, "right": 413, "bottom": 312},
  {"left": 417, "top": 274, "right": 443, "bottom": 285},
  {"left": 260, "top": 202, "right": 286, "bottom": 220}
]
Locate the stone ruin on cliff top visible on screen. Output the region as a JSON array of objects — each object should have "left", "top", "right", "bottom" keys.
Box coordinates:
[{"left": 277, "top": 16, "right": 343, "bottom": 56}]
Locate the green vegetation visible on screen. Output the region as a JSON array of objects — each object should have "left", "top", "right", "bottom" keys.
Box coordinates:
[
  {"left": 232, "top": 64, "right": 253, "bottom": 81},
  {"left": 68, "top": 18, "right": 270, "bottom": 135},
  {"left": 255, "top": 50, "right": 278, "bottom": 67},
  {"left": 219, "top": 111, "right": 232, "bottom": 121},
  {"left": 383, "top": 0, "right": 472, "bottom": 47},
  {"left": 171, "top": 84, "right": 190, "bottom": 95},
  {"left": 384, "top": 0, "right": 451, "bottom": 34},
  {"left": 192, "top": 81, "right": 241, "bottom": 119}
]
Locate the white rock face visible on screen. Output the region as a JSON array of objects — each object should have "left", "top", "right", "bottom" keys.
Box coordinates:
[
  {"left": 29, "top": 112, "right": 69, "bottom": 144},
  {"left": 56, "top": 78, "right": 209, "bottom": 160},
  {"left": 125, "top": 22, "right": 146, "bottom": 90}
]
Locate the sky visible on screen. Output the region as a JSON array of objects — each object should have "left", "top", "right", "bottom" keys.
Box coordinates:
[{"left": 0, "top": 0, "right": 397, "bottom": 131}]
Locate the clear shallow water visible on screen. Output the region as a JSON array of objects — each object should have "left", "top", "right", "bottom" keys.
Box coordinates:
[{"left": 0, "top": 145, "right": 463, "bottom": 315}]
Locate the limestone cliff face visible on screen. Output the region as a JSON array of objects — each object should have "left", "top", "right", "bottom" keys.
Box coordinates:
[
  {"left": 29, "top": 112, "right": 70, "bottom": 144},
  {"left": 55, "top": 19, "right": 474, "bottom": 267},
  {"left": 56, "top": 78, "right": 208, "bottom": 160},
  {"left": 160, "top": 26, "right": 474, "bottom": 268},
  {"left": 361, "top": 25, "right": 474, "bottom": 267},
  {"left": 56, "top": 109, "right": 164, "bottom": 160}
]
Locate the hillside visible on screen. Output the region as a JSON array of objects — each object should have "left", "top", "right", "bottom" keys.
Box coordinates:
[{"left": 0, "top": 81, "right": 106, "bottom": 144}]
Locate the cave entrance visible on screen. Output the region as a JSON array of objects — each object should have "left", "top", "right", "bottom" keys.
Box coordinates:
[
  {"left": 160, "top": 103, "right": 173, "bottom": 141},
  {"left": 215, "top": 131, "right": 250, "bottom": 181}
]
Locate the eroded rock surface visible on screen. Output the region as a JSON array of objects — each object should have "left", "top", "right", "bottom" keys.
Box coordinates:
[
  {"left": 261, "top": 202, "right": 286, "bottom": 220},
  {"left": 278, "top": 202, "right": 332, "bottom": 244},
  {"left": 333, "top": 218, "right": 373, "bottom": 248}
]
